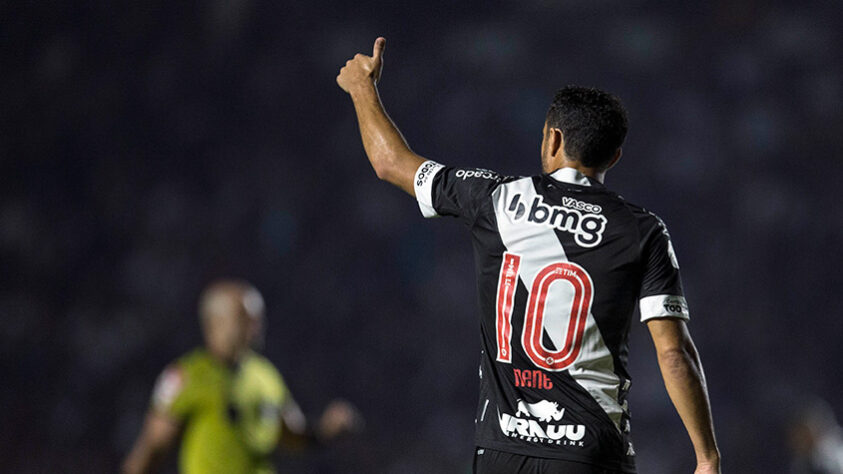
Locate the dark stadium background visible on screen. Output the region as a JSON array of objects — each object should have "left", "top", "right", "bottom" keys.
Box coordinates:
[{"left": 2, "top": 1, "right": 841, "bottom": 472}]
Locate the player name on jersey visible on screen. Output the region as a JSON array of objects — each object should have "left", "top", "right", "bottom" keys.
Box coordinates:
[{"left": 513, "top": 369, "right": 553, "bottom": 389}]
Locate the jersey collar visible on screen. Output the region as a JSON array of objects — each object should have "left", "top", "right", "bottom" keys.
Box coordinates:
[{"left": 548, "top": 167, "right": 593, "bottom": 187}]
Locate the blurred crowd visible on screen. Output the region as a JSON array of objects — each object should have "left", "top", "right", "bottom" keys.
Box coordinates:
[{"left": 2, "top": 0, "right": 841, "bottom": 472}]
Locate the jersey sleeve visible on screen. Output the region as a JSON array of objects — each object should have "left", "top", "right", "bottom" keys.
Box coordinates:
[
  {"left": 638, "top": 214, "right": 690, "bottom": 322},
  {"left": 150, "top": 363, "right": 193, "bottom": 421},
  {"left": 413, "top": 160, "right": 504, "bottom": 222},
  {"left": 234, "top": 356, "right": 288, "bottom": 454}
]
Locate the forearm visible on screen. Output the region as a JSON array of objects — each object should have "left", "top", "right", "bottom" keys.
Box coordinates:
[
  {"left": 122, "top": 441, "right": 163, "bottom": 474},
  {"left": 279, "top": 399, "right": 360, "bottom": 451},
  {"left": 349, "top": 83, "right": 424, "bottom": 195},
  {"left": 657, "top": 343, "right": 720, "bottom": 464},
  {"left": 122, "top": 412, "right": 179, "bottom": 474},
  {"left": 278, "top": 426, "right": 316, "bottom": 452}
]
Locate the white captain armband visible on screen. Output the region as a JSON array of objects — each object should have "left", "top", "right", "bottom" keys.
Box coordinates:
[
  {"left": 414, "top": 160, "right": 445, "bottom": 218},
  {"left": 639, "top": 294, "right": 690, "bottom": 322}
]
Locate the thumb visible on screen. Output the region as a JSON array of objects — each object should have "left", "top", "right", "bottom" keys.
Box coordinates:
[{"left": 372, "top": 37, "right": 386, "bottom": 61}]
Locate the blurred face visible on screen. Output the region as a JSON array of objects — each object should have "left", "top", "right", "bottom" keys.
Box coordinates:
[
  {"left": 203, "top": 306, "right": 250, "bottom": 363},
  {"left": 201, "top": 290, "right": 254, "bottom": 363},
  {"left": 199, "top": 281, "right": 267, "bottom": 363}
]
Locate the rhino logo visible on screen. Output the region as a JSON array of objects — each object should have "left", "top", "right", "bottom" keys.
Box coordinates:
[{"left": 515, "top": 399, "right": 566, "bottom": 422}]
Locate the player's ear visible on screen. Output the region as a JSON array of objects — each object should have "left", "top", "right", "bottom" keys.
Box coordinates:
[
  {"left": 548, "top": 127, "right": 564, "bottom": 158},
  {"left": 606, "top": 148, "right": 622, "bottom": 170}
]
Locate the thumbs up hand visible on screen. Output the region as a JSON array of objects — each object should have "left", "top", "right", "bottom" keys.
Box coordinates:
[{"left": 337, "top": 37, "right": 386, "bottom": 94}]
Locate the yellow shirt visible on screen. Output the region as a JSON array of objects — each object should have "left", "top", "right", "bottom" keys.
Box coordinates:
[{"left": 152, "top": 349, "right": 289, "bottom": 474}]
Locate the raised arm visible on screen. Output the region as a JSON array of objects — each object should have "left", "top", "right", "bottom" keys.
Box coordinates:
[
  {"left": 336, "top": 37, "right": 426, "bottom": 195},
  {"left": 647, "top": 318, "right": 721, "bottom": 473}
]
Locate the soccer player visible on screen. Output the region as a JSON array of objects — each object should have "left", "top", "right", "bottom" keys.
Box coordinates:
[
  {"left": 122, "top": 280, "right": 361, "bottom": 474},
  {"left": 337, "top": 38, "right": 720, "bottom": 473}
]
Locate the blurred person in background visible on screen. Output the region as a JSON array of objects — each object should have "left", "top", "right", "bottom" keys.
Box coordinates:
[
  {"left": 122, "top": 279, "right": 361, "bottom": 474},
  {"left": 337, "top": 38, "right": 720, "bottom": 473},
  {"left": 789, "top": 397, "right": 843, "bottom": 474}
]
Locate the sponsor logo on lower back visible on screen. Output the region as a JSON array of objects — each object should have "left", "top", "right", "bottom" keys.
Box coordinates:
[
  {"left": 497, "top": 399, "right": 586, "bottom": 447},
  {"left": 516, "top": 399, "right": 565, "bottom": 421}
]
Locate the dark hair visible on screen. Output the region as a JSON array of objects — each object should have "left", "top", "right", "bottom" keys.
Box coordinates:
[{"left": 545, "top": 86, "right": 628, "bottom": 169}]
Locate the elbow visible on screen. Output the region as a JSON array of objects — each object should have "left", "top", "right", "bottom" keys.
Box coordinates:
[
  {"left": 371, "top": 149, "right": 413, "bottom": 183},
  {"left": 658, "top": 344, "right": 700, "bottom": 379},
  {"left": 373, "top": 165, "right": 389, "bottom": 181},
  {"left": 658, "top": 346, "right": 689, "bottom": 366},
  {"left": 372, "top": 162, "right": 394, "bottom": 182}
]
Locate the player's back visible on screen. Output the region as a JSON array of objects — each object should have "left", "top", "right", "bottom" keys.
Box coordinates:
[{"left": 415, "top": 163, "right": 689, "bottom": 473}]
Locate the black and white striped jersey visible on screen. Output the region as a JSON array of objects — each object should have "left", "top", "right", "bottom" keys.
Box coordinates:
[{"left": 413, "top": 161, "right": 689, "bottom": 473}]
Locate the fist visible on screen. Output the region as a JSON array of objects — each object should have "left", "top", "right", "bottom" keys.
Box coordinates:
[{"left": 336, "top": 37, "right": 386, "bottom": 93}]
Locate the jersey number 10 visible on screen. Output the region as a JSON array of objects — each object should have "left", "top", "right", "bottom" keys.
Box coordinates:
[{"left": 495, "top": 252, "right": 593, "bottom": 371}]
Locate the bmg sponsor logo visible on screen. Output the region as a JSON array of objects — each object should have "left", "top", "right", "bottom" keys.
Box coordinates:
[
  {"left": 507, "top": 194, "right": 607, "bottom": 248},
  {"left": 498, "top": 399, "right": 586, "bottom": 446}
]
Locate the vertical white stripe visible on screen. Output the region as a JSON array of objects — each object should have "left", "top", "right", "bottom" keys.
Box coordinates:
[{"left": 492, "top": 178, "right": 624, "bottom": 432}]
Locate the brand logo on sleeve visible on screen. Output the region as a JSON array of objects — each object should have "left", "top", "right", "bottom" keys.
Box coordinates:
[
  {"left": 416, "top": 161, "right": 442, "bottom": 187},
  {"left": 507, "top": 194, "right": 607, "bottom": 248},
  {"left": 662, "top": 296, "right": 687, "bottom": 315},
  {"left": 455, "top": 168, "right": 500, "bottom": 181}
]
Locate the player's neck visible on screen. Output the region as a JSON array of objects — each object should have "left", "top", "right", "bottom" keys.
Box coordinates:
[
  {"left": 207, "top": 347, "right": 247, "bottom": 367},
  {"left": 551, "top": 162, "right": 607, "bottom": 184}
]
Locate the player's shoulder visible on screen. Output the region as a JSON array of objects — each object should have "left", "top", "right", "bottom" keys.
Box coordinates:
[
  {"left": 152, "top": 352, "right": 198, "bottom": 410},
  {"left": 609, "top": 195, "right": 669, "bottom": 231},
  {"left": 175, "top": 348, "right": 214, "bottom": 371},
  {"left": 241, "top": 351, "right": 282, "bottom": 380},
  {"left": 241, "top": 352, "right": 287, "bottom": 395},
  {"left": 155, "top": 349, "right": 207, "bottom": 389},
  {"left": 590, "top": 192, "right": 676, "bottom": 255},
  {"left": 242, "top": 351, "right": 276, "bottom": 370}
]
